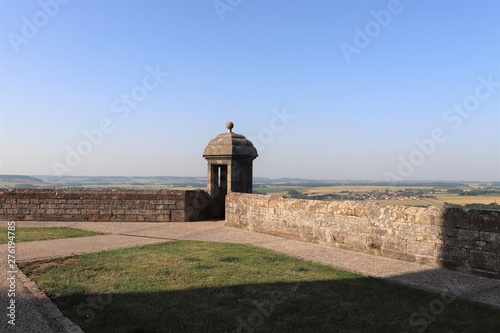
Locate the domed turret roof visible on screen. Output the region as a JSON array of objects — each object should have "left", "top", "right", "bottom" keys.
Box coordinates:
[{"left": 203, "top": 122, "right": 258, "bottom": 160}]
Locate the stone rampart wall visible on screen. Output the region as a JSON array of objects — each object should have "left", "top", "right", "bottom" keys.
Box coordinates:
[
  {"left": 0, "top": 189, "right": 210, "bottom": 222},
  {"left": 226, "top": 193, "right": 500, "bottom": 278}
]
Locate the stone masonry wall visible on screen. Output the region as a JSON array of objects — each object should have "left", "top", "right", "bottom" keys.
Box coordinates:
[
  {"left": 226, "top": 193, "right": 500, "bottom": 279},
  {"left": 0, "top": 189, "right": 210, "bottom": 222}
]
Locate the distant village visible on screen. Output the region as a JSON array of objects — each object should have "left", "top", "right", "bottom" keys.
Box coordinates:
[
  {"left": 301, "top": 189, "right": 427, "bottom": 202},
  {"left": 336, "top": 191, "right": 422, "bottom": 201}
]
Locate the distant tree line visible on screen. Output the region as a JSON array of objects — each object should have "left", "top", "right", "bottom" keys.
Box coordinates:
[
  {"left": 14, "top": 184, "right": 39, "bottom": 189},
  {"left": 287, "top": 189, "right": 308, "bottom": 199},
  {"left": 444, "top": 202, "right": 500, "bottom": 211},
  {"left": 447, "top": 189, "right": 500, "bottom": 196},
  {"left": 309, "top": 194, "right": 344, "bottom": 201}
]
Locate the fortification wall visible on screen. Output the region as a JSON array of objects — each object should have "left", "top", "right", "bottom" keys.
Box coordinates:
[
  {"left": 0, "top": 189, "right": 210, "bottom": 222},
  {"left": 226, "top": 193, "right": 500, "bottom": 279}
]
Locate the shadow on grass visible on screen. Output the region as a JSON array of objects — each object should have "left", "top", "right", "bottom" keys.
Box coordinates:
[{"left": 55, "top": 277, "right": 500, "bottom": 333}]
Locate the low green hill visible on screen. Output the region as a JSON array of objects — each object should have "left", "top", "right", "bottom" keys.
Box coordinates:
[{"left": 0, "top": 175, "right": 45, "bottom": 189}]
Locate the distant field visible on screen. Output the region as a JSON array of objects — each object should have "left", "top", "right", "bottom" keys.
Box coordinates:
[
  {"left": 0, "top": 183, "right": 206, "bottom": 191},
  {"left": 255, "top": 186, "right": 297, "bottom": 193},
  {"left": 0, "top": 175, "right": 207, "bottom": 190},
  {"left": 366, "top": 199, "right": 437, "bottom": 207},
  {"left": 254, "top": 186, "right": 297, "bottom": 197},
  {"left": 432, "top": 195, "right": 499, "bottom": 205},
  {"left": 304, "top": 185, "right": 434, "bottom": 195},
  {"left": 366, "top": 194, "right": 499, "bottom": 207},
  {"left": 75, "top": 184, "right": 175, "bottom": 190},
  {"left": 257, "top": 185, "right": 500, "bottom": 208},
  {"left": 2, "top": 176, "right": 499, "bottom": 209}
]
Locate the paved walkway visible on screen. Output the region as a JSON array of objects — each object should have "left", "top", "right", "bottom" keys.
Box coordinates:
[{"left": 2, "top": 221, "right": 500, "bottom": 332}]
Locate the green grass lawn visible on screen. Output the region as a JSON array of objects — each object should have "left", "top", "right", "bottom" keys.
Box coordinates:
[
  {"left": 19, "top": 241, "right": 500, "bottom": 333},
  {"left": 0, "top": 227, "right": 105, "bottom": 244}
]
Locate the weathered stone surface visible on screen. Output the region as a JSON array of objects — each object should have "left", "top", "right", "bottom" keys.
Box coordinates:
[
  {"left": 470, "top": 251, "right": 497, "bottom": 272},
  {"left": 458, "top": 229, "right": 480, "bottom": 241},
  {"left": 226, "top": 192, "right": 500, "bottom": 279},
  {"left": 0, "top": 189, "right": 209, "bottom": 222},
  {"left": 438, "top": 246, "right": 460, "bottom": 263},
  {"left": 472, "top": 210, "right": 500, "bottom": 233},
  {"left": 444, "top": 237, "right": 462, "bottom": 247},
  {"left": 480, "top": 231, "right": 500, "bottom": 243},
  {"left": 443, "top": 208, "right": 471, "bottom": 229},
  {"left": 443, "top": 227, "right": 460, "bottom": 238},
  {"left": 487, "top": 242, "right": 500, "bottom": 253}
]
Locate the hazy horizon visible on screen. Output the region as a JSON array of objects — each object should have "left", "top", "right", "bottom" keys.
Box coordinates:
[
  {"left": 1, "top": 0, "right": 499, "bottom": 182},
  {"left": 1, "top": 174, "right": 498, "bottom": 184}
]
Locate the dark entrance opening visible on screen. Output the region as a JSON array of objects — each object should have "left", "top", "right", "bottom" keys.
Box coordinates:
[{"left": 211, "top": 164, "right": 227, "bottom": 218}]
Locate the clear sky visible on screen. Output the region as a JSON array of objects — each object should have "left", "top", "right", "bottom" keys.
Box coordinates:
[{"left": 1, "top": 0, "right": 499, "bottom": 181}]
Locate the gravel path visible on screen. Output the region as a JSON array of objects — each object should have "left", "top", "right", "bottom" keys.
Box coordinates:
[{"left": 1, "top": 221, "right": 500, "bottom": 332}]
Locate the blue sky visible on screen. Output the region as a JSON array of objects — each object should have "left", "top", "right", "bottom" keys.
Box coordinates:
[{"left": 1, "top": 0, "right": 499, "bottom": 181}]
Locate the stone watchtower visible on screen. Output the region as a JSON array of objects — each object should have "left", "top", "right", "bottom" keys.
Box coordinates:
[{"left": 203, "top": 122, "right": 258, "bottom": 218}]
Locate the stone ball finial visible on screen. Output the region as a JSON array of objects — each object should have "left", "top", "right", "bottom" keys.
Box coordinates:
[{"left": 226, "top": 121, "right": 234, "bottom": 133}]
